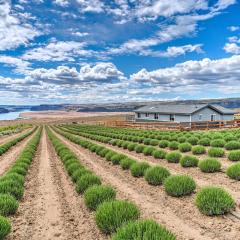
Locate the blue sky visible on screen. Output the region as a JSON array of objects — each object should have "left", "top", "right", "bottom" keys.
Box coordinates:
[{"left": 0, "top": 0, "right": 240, "bottom": 105}]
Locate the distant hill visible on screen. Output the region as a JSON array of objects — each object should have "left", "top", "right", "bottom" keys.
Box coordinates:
[
  {"left": 73, "top": 98, "right": 240, "bottom": 112},
  {"left": 3, "top": 98, "right": 240, "bottom": 113},
  {"left": 30, "top": 104, "right": 65, "bottom": 111}
]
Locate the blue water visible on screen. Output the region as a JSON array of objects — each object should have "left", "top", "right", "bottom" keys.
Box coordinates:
[{"left": 0, "top": 110, "right": 31, "bottom": 121}]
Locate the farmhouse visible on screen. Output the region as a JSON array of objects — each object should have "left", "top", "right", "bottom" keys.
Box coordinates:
[{"left": 134, "top": 104, "right": 235, "bottom": 123}]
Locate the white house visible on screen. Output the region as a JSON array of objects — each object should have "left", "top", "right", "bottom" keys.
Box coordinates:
[{"left": 134, "top": 104, "right": 236, "bottom": 123}]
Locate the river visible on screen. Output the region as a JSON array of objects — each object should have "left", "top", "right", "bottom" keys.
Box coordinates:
[{"left": 0, "top": 110, "right": 31, "bottom": 121}]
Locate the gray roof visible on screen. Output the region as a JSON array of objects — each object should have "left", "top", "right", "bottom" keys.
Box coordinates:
[{"left": 135, "top": 104, "right": 236, "bottom": 115}]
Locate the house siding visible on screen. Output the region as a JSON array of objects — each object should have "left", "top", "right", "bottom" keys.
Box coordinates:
[
  {"left": 222, "top": 114, "right": 235, "bottom": 121},
  {"left": 135, "top": 113, "right": 190, "bottom": 122},
  {"left": 135, "top": 107, "right": 234, "bottom": 123},
  {"left": 191, "top": 107, "right": 222, "bottom": 122}
]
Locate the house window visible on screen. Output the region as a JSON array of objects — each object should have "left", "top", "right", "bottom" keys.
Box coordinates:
[
  {"left": 199, "top": 114, "right": 202, "bottom": 121},
  {"left": 145, "top": 113, "right": 149, "bottom": 117},
  {"left": 211, "top": 114, "right": 216, "bottom": 121},
  {"left": 170, "top": 114, "right": 175, "bottom": 121},
  {"left": 137, "top": 113, "right": 141, "bottom": 118},
  {"left": 154, "top": 113, "right": 158, "bottom": 119}
]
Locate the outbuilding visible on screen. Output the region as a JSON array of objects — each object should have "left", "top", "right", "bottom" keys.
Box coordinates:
[{"left": 134, "top": 104, "right": 235, "bottom": 123}]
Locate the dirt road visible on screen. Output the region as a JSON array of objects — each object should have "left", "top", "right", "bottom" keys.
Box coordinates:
[{"left": 8, "top": 128, "right": 107, "bottom": 240}]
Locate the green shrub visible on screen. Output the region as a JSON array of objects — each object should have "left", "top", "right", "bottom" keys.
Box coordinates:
[
  {"left": 111, "top": 154, "right": 126, "bottom": 165},
  {"left": 178, "top": 143, "right": 192, "bottom": 152},
  {"left": 99, "top": 148, "right": 110, "bottom": 157},
  {"left": 153, "top": 149, "right": 166, "bottom": 159},
  {"left": 120, "top": 158, "right": 136, "bottom": 170},
  {"left": 122, "top": 142, "right": 129, "bottom": 149},
  {"left": 187, "top": 137, "right": 198, "bottom": 145},
  {"left": 105, "top": 151, "right": 115, "bottom": 161},
  {"left": 210, "top": 139, "right": 226, "bottom": 148},
  {"left": 211, "top": 134, "right": 223, "bottom": 140},
  {"left": 0, "top": 180, "right": 24, "bottom": 200},
  {"left": 95, "top": 146, "right": 105, "bottom": 155},
  {"left": 90, "top": 144, "right": 98, "bottom": 152},
  {"left": 66, "top": 162, "right": 82, "bottom": 176},
  {"left": 143, "top": 138, "right": 151, "bottom": 145},
  {"left": 164, "top": 175, "right": 196, "bottom": 197},
  {"left": 84, "top": 185, "right": 116, "bottom": 211},
  {"left": 198, "top": 158, "right": 221, "bottom": 173},
  {"left": 76, "top": 174, "right": 101, "bottom": 194},
  {"left": 9, "top": 166, "right": 27, "bottom": 176},
  {"left": 192, "top": 145, "right": 206, "bottom": 155},
  {"left": 166, "top": 152, "right": 182, "bottom": 163},
  {"left": 149, "top": 139, "right": 159, "bottom": 146},
  {"left": 225, "top": 141, "right": 240, "bottom": 150},
  {"left": 144, "top": 166, "right": 170, "bottom": 186},
  {"left": 198, "top": 138, "right": 210, "bottom": 146},
  {"left": 195, "top": 187, "right": 235, "bottom": 215},
  {"left": 208, "top": 147, "right": 225, "bottom": 157},
  {"left": 130, "top": 162, "right": 150, "bottom": 177},
  {"left": 134, "top": 145, "right": 144, "bottom": 153},
  {"left": 228, "top": 150, "right": 240, "bottom": 161},
  {"left": 224, "top": 135, "right": 237, "bottom": 142},
  {"left": 112, "top": 220, "right": 176, "bottom": 240},
  {"left": 0, "top": 216, "right": 11, "bottom": 239},
  {"left": 127, "top": 143, "right": 137, "bottom": 151},
  {"left": 180, "top": 155, "right": 199, "bottom": 167},
  {"left": 226, "top": 163, "right": 240, "bottom": 180},
  {"left": 143, "top": 146, "right": 155, "bottom": 156},
  {"left": 0, "top": 194, "right": 19, "bottom": 216},
  {"left": 72, "top": 168, "right": 92, "bottom": 182},
  {"left": 2, "top": 173, "right": 24, "bottom": 186},
  {"left": 95, "top": 200, "right": 140, "bottom": 234},
  {"left": 159, "top": 140, "right": 169, "bottom": 148},
  {"left": 168, "top": 141, "right": 179, "bottom": 150},
  {"left": 178, "top": 137, "right": 186, "bottom": 143}
]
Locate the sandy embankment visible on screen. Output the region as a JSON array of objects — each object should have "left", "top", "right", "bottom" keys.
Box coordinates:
[{"left": 20, "top": 111, "right": 133, "bottom": 124}]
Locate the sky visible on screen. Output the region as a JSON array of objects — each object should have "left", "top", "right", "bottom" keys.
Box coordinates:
[{"left": 0, "top": 0, "right": 240, "bottom": 105}]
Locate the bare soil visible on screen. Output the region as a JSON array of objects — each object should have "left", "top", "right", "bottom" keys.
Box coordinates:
[
  {"left": 54, "top": 130, "right": 240, "bottom": 240},
  {"left": 0, "top": 128, "right": 31, "bottom": 145},
  {"left": 0, "top": 129, "right": 34, "bottom": 176},
  {"left": 76, "top": 134, "right": 240, "bottom": 202},
  {"left": 8, "top": 128, "right": 107, "bottom": 240}
]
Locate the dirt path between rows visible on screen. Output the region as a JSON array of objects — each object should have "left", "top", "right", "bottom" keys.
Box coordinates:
[
  {"left": 75, "top": 133, "right": 240, "bottom": 202},
  {"left": 54, "top": 130, "right": 240, "bottom": 240},
  {"left": 0, "top": 128, "right": 31, "bottom": 145},
  {"left": 7, "top": 128, "right": 107, "bottom": 240},
  {"left": 0, "top": 129, "right": 34, "bottom": 176}
]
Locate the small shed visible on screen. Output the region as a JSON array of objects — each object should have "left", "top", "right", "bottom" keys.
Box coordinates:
[{"left": 134, "top": 104, "right": 235, "bottom": 123}]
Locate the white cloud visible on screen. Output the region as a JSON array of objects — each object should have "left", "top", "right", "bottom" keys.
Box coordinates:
[
  {"left": 228, "top": 26, "right": 240, "bottom": 32},
  {"left": 0, "top": 1, "right": 41, "bottom": 50},
  {"left": 147, "top": 44, "right": 203, "bottom": 57},
  {"left": 223, "top": 43, "right": 240, "bottom": 54},
  {"left": 73, "top": 32, "right": 89, "bottom": 37},
  {"left": 54, "top": 0, "right": 69, "bottom": 7},
  {"left": 22, "top": 40, "right": 93, "bottom": 62},
  {"left": 228, "top": 36, "right": 240, "bottom": 43},
  {"left": 108, "top": 42, "right": 203, "bottom": 57},
  {"left": 0, "top": 56, "right": 30, "bottom": 73},
  {"left": 134, "top": 0, "right": 208, "bottom": 22},
  {"left": 26, "top": 62, "right": 126, "bottom": 84},
  {"left": 214, "top": 0, "right": 236, "bottom": 10},
  {"left": 76, "top": 0, "right": 104, "bottom": 13},
  {"left": 130, "top": 55, "right": 240, "bottom": 93}
]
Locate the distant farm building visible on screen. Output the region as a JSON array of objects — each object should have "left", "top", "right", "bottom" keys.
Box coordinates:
[{"left": 134, "top": 104, "right": 236, "bottom": 123}]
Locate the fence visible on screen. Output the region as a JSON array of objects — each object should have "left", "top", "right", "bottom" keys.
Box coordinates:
[{"left": 101, "top": 120, "right": 240, "bottom": 131}]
